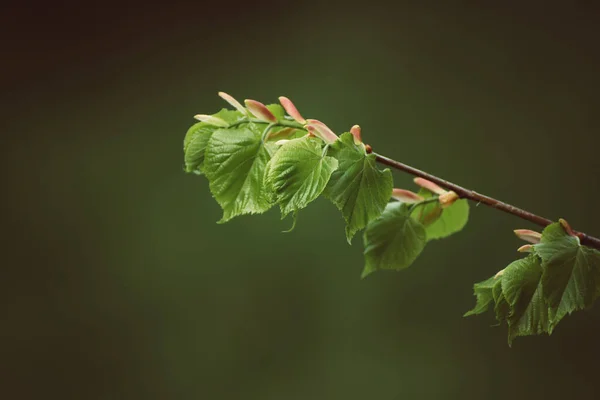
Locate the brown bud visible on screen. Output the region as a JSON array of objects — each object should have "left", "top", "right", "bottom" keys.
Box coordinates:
[{"left": 438, "top": 191, "right": 459, "bottom": 209}]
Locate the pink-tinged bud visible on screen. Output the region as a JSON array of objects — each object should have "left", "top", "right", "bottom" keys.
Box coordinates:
[
  {"left": 414, "top": 177, "right": 447, "bottom": 195},
  {"left": 514, "top": 229, "right": 542, "bottom": 244},
  {"left": 350, "top": 125, "right": 362, "bottom": 144},
  {"left": 305, "top": 119, "right": 338, "bottom": 144},
  {"left": 391, "top": 188, "right": 424, "bottom": 204},
  {"left": 278, "top": 96, "right": 306, "bottom": 124},
  {"left": 218, "top": 91, "right": 248, "bottom": 115},
  {"left": 439, "top": 191, "right": 459, "bottom": 209},
  {"left": 517, "top": 244, "right": 535, "bottom": 253},
  {"left": 559, "top": 218, "right": 576, "bottom": 237},
  {"left": 193, "top": 114, "right": 229, "bottom": 127},
  {"left": 494, "top": 269, "right": 505, "bottom": 278},
  {"left": 244, "top": 99, "right": 277, "bottom": 122},
  {"left": 266, "top": 127, "right": 297, "bottom": 141}
]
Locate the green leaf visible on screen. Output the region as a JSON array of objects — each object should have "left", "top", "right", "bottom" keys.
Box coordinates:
[
  {"left": 184, "top": 123, "right": 215, "bottom": 173},
  {"left": 265, "top": 136, "right": 338, "bottom": 218},
  {"left": 183, "top": 109, "right": 245, "bottom": 174},
  {"left": 501, "top": 255, "right": 549, "bottom": 345},
  {"left": 324, "top": 133, "right": 393, "bottom": 243},
  {"left": 203, "top": 124, "right": 275, "bottom": 223},
  {"left": 492, "top": 278, "right": 510, "bottom": 324},
  {"left": 536, "top": 223, "right": 600, "bottom": 329},
  {"left": 464, "top": 275, "right": 497, "bottom": 316},
  {"left": 362, "top": 202, "right": 427, "bottom": 278},
  {"left": 411, "top": 189, "right": 469, "bottom": 240},
  {"left": 266, "top": 104, "right": 285, "bottom": 120}
]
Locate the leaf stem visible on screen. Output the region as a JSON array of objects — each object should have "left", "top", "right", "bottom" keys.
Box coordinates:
[
  {"left": 229, "top": 118, "right": 304, "bottom": 130},
  {"left": 408, "top": 196, "right": 439, "bottom": 214},
  {"left": 373, "top": 152, "right": 600, "bottom": 250}
]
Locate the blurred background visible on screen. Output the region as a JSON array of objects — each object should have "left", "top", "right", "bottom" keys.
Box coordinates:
[{"left": 2, "top": 2, "right": 600, "bottom": 399}]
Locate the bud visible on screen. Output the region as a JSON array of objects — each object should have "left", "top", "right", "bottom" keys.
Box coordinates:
[
  {"left": 350, "top": 125, "right": 362, "bottom": 144},
  {"left": 391, "top": 188, "right": 424, "bottom": 204},
  {"left": 559, "top": 218, "right": 576, "bottom": 237},
  {"left": 438, "top": 191, "right": 459, "bottom": 209},
  {"left": 218, "top": 91, "right": 248, "bottom": 115},
  {"left": 278, "top": 96, "right": 306, "bottom": 124},
  {"left": 244, "top": 99, "right": 277, "bottom": 122},
  {"left": 421, "top": 207, "right": 443, "bottom": 225},
  {"left": 513, "top": 229, "right": 542, "bottom": 244},
  {"left": 265, "top": 127, "right": 296, "bottom": 141},
  {"left": 517, "top": 244, "right": 535, "bottom": 253},
  {"left": 413, "top": 177, "right": 447, "bottom": 195},
  {"left": 305, "top": 119, "right": 338, "bottom": 144},
  {"left": 193, "top": 114, "right": 229, "bottom": 127}
]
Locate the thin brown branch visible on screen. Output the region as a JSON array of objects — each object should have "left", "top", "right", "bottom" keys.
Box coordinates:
[{"left": 373, "top": 152, "right": 600, "bottom": 250}]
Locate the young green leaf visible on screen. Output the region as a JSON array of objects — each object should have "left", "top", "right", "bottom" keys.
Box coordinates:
[
  {"left": 266, "top": 104, "right": 285, "bottom": 120},
  {"left": 324, "top": 133, "right": 393, "bottom": 243},
  {"left": 203, "top": 124, "right": 276, "bottom": 223},
  {"left": 362, "top": 202, "right": 427, "bottom": 278},
  {"left": 184, "top": 123, "right": 215, "bottom": 173},
  {"left": 501, "top": 255, "right": 549, "bottom": 345},
  {"left": 492, "top": 278, "right": 510, "bottom": 324},
  {"left": 183, "top": 109, "right": 245, "bottom": 173},
  {"left": 411, "top": 189, "right": 469, "bottom": 240},
  {"left": 535, "top": 223, "right": 600, "bottom": 329},
  {"left": 464, "top": 275, "right": 497, "bottom": 316},
  {"left": 266, "top": 136, "right": 338, "bottom": 218}
]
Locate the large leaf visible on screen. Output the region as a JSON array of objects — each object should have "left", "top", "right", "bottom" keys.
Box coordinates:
[
  {"left": 203, "top": 124, "right": 275, "bottom": 222},
  {"left": 501, "top": 255, "right": 549, "bottom": 345},
  {"left": 464, "top": 275, "right": 497, "bottom": 317},
  {"left": 535, "top": 223, "right": 600, "bottom": 329},
  {"left": 183, "top": 109, "right": 245, "bottom": 174},
  {"left": 265, "top": 136, "right": 338, "bottom": 218},
  {"left": 324, "top": 133, "right": 393, "bottom": 243},
  {"left": 362, "top": 202, "right": 427, "bottom": 278},
  {"left": 411, "top": 189, "right": 469, "bottom": 240}
]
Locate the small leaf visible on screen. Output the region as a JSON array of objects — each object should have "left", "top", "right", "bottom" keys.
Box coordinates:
[
  {"left": 411, "top": 189, "right": 469, "bottom": 240},
  {"left": 203, "top": 124, "right": 275, "bottom": 222},
  {"left": 501, "top": 255, "right": 549, "bottom": 345},
  {"left": 325, "top": 133, "right": 393, "bottom": 243},
  {"left": 536, "top": 222, "right": 600, "bottom": 329},
  {"left": 362, "top": 202, "right": 427, "bottom": 277},
  {"left": 266, "top": 104, "right": 286, "bottom": 120},
  {"left": 464, "top": 275, "right": 497, "bottom": 317},
  {"left": 266, "top": 136, "right": 338, "bottom": 218}
]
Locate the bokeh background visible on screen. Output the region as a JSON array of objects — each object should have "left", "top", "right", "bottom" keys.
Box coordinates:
[{"left": 3, "top": 2, "right": 600, "bottom": 399}]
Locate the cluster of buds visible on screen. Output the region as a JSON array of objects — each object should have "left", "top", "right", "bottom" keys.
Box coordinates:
[
  {"left": 197, "top": 92, "right": 372, "bottom": 147},
  {"left": 513, "top": 218, "right": 576, "bottom": 253},
  {"left": 513, "top": 229, "right": 542, "bottom": 253},
  {"left": 391, "top": 177, "right": 459, "bottom": 209}
]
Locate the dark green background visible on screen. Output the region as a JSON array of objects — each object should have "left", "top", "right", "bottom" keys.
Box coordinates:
[{"left": 3, "top": 2, "right": 600, "bottom": 399}]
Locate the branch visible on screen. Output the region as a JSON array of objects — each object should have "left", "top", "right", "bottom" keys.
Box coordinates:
[{"left": 373, "top": 152, "right": 600, "bottom": 250}]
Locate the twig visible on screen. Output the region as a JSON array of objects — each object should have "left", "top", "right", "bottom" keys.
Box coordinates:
[{"left": 373, "top": 152, "right": 600, "bottom": 250}]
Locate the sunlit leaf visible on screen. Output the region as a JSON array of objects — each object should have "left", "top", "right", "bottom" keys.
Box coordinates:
[{"left": 325, "top": 133, "right": 393, "bottom": 243}]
